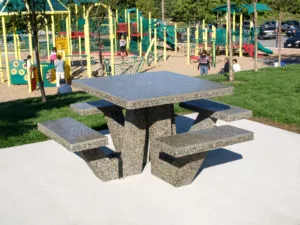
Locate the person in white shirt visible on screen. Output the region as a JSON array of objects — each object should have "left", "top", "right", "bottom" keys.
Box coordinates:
[
  {"left": 26, "top": 55, "right": 32, "bottom": 68},
  {"left": 119, "top": 35, "right": 127, "bottom": 62},
  {"left": 232, "top": 59, "right": 241, "bottom": 72}
]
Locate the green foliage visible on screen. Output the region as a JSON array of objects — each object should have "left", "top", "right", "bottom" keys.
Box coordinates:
[
  {"left": 171, "top": 0, "right": 221, "bottom": 23},
  {"left": 136, "top": 0, "right": 160, "bottom": 18}
]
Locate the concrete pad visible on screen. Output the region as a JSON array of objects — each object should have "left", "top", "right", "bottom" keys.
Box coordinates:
[{"left": 0, "top": 114, "right": 300, "bottom": 225}]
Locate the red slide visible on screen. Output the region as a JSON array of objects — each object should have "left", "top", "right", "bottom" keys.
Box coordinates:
[{"left": 242, "top": 43, "right": 254, "bottom": 57}]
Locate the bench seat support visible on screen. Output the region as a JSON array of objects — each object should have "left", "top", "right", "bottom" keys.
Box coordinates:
[
  {"left": 38, "top": 117, "right": 120, "bottom": 181},
  {"left": 151, "top": 125, "right": 254, "bottom": 187},
  {"left": 179, "top": 99, "right": 252, "bottom": 131}
]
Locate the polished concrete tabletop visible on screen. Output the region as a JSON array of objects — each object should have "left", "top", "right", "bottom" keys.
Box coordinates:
[{"left": 73, "top": 71, "right": 233, "bottom": 109}]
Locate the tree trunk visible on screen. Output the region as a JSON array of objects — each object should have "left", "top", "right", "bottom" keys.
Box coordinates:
[
  {"left": 161, "top": 0, "right": 165, "bottom": 23},
  {"left": 98, "top": 28, "right": 104, "bottom": 75},
  {"left": 227, "top": 0, "right": 234, "bottom": 82},
  {"left": 33, "top": 27, "right": 47, "bottom": 102},
  {"left": 278, "top": 11, "right": 283, "bottom": 66},
  {"left": 253, "top": 0, "right": 258, "bottom": 72}
]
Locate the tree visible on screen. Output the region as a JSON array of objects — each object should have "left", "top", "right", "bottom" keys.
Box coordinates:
[
  {"left": 136, "top": 0, "right": 160, "bottom": 18},
  {"left": 8, "top": 0, "right": 50, "bottom": 102},
  {"left": 171, "top": 0, "right": 220, "bottom": 23},
  {"left": 161, "top": 0, "right": 165, "bottom": 22}
]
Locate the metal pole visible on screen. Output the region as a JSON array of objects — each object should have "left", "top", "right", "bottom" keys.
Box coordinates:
[
  {"left": 79, "top": 36, "right": 82, "bottom": 56},
  {"left": 174, "top": 23, "right": 177, "bottom": 54},
  {"left": 13, "top": 23, "right": 18, "bottom": 59},
  {"left": 148, "top": 12, "right": 152, "bottom": 41},
  {"left": 204, "top": 27, "right": 208, "bottom": 51},
  {"left": 2, "top": 17, "right": 10, "bottom": 86},
  {"left": 239, "top": 14, "right": 243, "bottom": 57},
  {"left": 139, "top": 16, "right": 143, "bottom": 57},
  {"left": 16, "top": 35, "right": 21, "bottom": 60},
  {"left": 187, "top": 27, "right": 190, "bottom": 64},
  {"left": 163, "top": 27, "right": 166, "bottom": 61},
  {"left": 226, "top": 12, "right": 229, "bottom": 56},
  {"left": 154, "top": 19, "right": 157, "bottom": 63},
  {"left": 195, "top": 23, "right": 199, "bottom": 56},
  {"left": 0, "top": 44, "right": 4, "bottom": 83},
  {"left": 51, "top": 15, "right": 55, "bottom": 47},
  {"left": 127, "top": 11, "right": 131, "bottom": 52},
  {"left": 46, "top": 21, "right": 50, "bottom": 59},
  {"left": 109, "top": 7, "right": 115, "bottom": 75},
  {"left": 68, "top": 10, "right": 72, "bottom": 55},
  {"left": 233, "top": 12, "right": 236, "bottom": 43},
  {"left": 84, "top": 9, "right": 91, "bottom": 77}
]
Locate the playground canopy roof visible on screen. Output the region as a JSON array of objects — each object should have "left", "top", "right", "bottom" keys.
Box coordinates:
[
  {"left": 212, "top": 3, "right": 272, "bottom": 15},
  {"left": 0, "top": 0, "right": 69, "bottom": 16},
  {"left": 61, "top": 0, "right": 99, "bottom": 5}
]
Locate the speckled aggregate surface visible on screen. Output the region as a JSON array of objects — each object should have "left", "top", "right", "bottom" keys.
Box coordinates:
[
  {"left": 38, "top": 117, "right": 108, "bottom": 152},
  {"left": 180, "top": 99, "right": 252, "bottom": 122},
  {"left": 155, "top": 125, "right": 254, "bottom": 158},
  {"left": 70, "top": 100, "right": 119, "bottom": 116},
  {"left": 73, "top": 71, "right": 233, "bottom": 109}
]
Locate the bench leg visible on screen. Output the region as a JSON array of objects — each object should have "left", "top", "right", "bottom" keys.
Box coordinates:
[
  {"left": 78, "top": 148, "right": 121, "bottom": 182},
  {"left": 151, "top": 150, "right": 207, "bottom": 187},
  {"left": 189, "top": 112, "right": 216, "bottom": 131}
]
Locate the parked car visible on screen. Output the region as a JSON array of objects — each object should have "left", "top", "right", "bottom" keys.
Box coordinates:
[
  {"left": 258, "top": 26, "right": 277, "bottom": 39},
  {"left": 284, "top": 31, "right": 300, "bottom": 48},
  {"left": 281, "top": 22, "right": 288, "bottom": 32},
  {"left": 286, "top": 26, "right": 299, "bottom": 37},
  {"left": 262, "top": 20, "right": 277, "bottom": 28},
  {"left": 286, "top": 20, "right": 300, "bottom": 28}
]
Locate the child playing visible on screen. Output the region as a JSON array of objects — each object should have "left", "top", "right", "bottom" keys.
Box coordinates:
[
  {"left": 50, "top": 47, "right": 57, "bottom": 64},
  {"left": 54, "top": 55, "right": 65, "bottom": 87}
]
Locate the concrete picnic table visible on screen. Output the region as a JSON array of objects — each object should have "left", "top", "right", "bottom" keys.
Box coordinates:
[{"left": 72, "top": 71, "right": 234, "bottom": 178}]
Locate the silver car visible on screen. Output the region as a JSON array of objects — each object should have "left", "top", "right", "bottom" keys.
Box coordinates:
[{"left": 258, "top": 26, "right": 277, "bottom": 39}]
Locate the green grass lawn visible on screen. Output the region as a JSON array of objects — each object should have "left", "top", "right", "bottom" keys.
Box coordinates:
[
  {"left": 0, "top": 64, "right": 299, "bottom": 148},
  {"left": 202, "top": 64, "right": 300, "bottom": 132}
]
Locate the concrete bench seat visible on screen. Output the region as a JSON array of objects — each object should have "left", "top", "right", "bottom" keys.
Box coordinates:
[
  {"left": 38, "top": 117, "right": 120, "bottom": 181},
  {"left": 70, "top": 100, "right": 119, "bottom": 116},
  {"left": 179, "top": 99, "right": 252, "bottom": 122},
  {"left": 38, "top": 117, "right": 108, "bottom": 152},
  {"left": 151, "top": 125, "right": 254, "bottom": 187}
]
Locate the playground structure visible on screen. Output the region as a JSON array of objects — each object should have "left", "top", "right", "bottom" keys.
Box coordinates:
[
  {"left": 0, "top": 1, "right": 275, "bottom": 93},
  {"left": 0, "top": 0, "right": 72, "bottom": 92}
]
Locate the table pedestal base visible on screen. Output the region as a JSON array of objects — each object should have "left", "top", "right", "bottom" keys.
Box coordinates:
[{"left": 104, "top": 104, "right": 175, "bottom": 178}]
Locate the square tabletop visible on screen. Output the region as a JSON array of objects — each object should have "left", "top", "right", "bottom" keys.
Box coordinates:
[{"left": 72, "top": 71, "right": 233, "bottom": 109}]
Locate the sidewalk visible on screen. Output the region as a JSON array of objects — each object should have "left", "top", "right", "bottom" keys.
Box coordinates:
[{"left": 0, "top": 113, "right": 299, "bottom": 225}]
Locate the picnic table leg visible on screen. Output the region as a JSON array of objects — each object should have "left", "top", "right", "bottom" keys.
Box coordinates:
[
  {"left": 101, "top": 106, "right": 125, "bottom": 153},
  {"left": 103, "top": 104, "right": 176, "bottom": 178},
  {"left": 121, "top": 108, "right": 148, "bottom": 177},
  {"left": 147, "top": 104, "right": 175, "bottom": 161}
]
